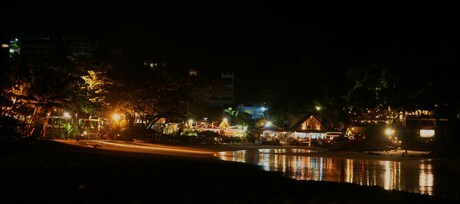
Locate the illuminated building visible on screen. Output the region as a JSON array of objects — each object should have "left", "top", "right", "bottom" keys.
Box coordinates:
[
  {"left": 6, "top": 33, "right": 97, "bottom": 66},
  {"left": 289, "top": 115, "right": 328, "bottom": 146},
  {"left": 403, "top": 110, "right": 447, "bottom": 140},
  {"left": 236, "top": 105, "right": 269, "bottom": 119}
]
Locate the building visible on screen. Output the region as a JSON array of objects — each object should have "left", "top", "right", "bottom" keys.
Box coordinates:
[
  {"left": 236, "top": 105, "right": 268, "bottom": 119},
  {"left": 403, "top": 110, "right": 448, "bottom": 140},
  {"left": 1, "top": 35, "right": 9, "bottom": 67},
  {"left": 345, "top": 107, "right": 448, "bottom": 149},
  {"left": 256, "top": 122, "right": 287, "bottom": 144},
  {"left": 210, "top": 72, "right": 235, "bottom": 107},
  {"left": 67, "top": 36, "right": 95, "bottom": 59},
  {"left": 290, "top": 115, "right": 328, "bottom": 146},
  {"left": 15, "top": 33, "right": 62, "bottom": 65},
  {"left": 6, "top": 33, "right": 98, "bottom": 66}
]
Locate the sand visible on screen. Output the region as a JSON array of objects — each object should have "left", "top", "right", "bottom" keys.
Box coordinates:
[{"left": 0, "top": 139, "right": 454, "bottom": 203}]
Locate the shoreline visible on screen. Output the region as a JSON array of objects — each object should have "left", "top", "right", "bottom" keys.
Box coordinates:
[
  {"left": 57, "top": 139, "right": 440, "bottom": 162},
  {"left": 1, "top": 139, "right": 456, "bottom": 203}
]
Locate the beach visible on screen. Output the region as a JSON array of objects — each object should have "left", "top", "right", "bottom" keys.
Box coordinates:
[
  {"left": 58, "top": 139, "right": 435, "bottom": 162},
  {"left": 0, "top": 139, "right": 454, "bottom": 203}
]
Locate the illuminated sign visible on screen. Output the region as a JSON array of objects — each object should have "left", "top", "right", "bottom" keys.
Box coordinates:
[{"left": 420, "top": 129, "right": 435, "bottom": 138}]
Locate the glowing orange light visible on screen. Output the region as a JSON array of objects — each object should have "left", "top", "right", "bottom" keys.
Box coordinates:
[
  {"left": 385, "top": 128, "right": 395, "bottom": 136},
  {"left": 112, "top": 113, "right": 120, "bottom": 121}
]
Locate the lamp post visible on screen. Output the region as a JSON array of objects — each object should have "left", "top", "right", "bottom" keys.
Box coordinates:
[
  {"left": 385, "top": 128, "right": 395, "bottom": 138},
  {"left": 384, "top": 127, "right": 395, "bottom": 151},
  {"left": 111, "top": 113, "right": 121, "bottom": 139}
]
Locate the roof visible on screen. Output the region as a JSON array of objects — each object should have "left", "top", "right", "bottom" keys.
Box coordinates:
[
  {"left": 256, "top": 124, "right": 285, "bottom": 132},
  {"left": 290, "top": 115, "right": 322, "bottom": 131}
]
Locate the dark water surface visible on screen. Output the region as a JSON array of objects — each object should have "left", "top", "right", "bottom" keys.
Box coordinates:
[{"left": 217, "top": 149, "right": 460, "bottom": 200}]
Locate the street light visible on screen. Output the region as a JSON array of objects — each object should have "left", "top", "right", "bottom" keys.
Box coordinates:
[
  {"left": 110, "top": 113, "right": 122, "bottom": 139},
  {"left": 385, "top": 128, "right": 395, "bottom": 137},
  {"left": 112, "top": 113, "right": 121, "bottom": 121}
]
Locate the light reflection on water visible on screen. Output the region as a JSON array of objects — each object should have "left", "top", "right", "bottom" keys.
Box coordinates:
[{"left": 217, "top": 149, "right": 459, "bottom": 199}]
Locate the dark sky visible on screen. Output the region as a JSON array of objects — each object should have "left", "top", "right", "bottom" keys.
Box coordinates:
[{"left": 3, "top": 1, "right": 460, "bottom": 91}]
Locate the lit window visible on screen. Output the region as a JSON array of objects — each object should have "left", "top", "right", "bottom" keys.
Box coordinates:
[{"left": 420, "top": 129, "right": 435, "bottom": 138}]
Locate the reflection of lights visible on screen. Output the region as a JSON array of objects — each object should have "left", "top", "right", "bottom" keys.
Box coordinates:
[
  {"left": 384, "top": 161, "right": 391, "bottom": 190},
  {"left": 419, "top": 163, "right": 434, "bottom": 195},
  {"left": 218, "top": 150, "right": 247, "bottom": 163},
  {"left": 217, "top": 150, "right": 437, "bottom": 196},
  {"left": 382, "top": 161, "right": 400, "bottom": 191},
  {"left": 319, "top": 157, "right": 324, "bottom": 181},
  {"left": 359, "top": 161, "right": 365, "bottom": 185},
  {"left": 346, "top": 159, "right": 353, "bottom": 183},
  {"left": 260, "top": 153, "right": 270, "bottom": 171},
  {"left": 280, "top": 155, "right": 287, "bottom": 173}
]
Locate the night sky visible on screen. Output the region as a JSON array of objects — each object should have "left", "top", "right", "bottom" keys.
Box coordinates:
[{"left": 3, "top": 1, "right": 460, "bottom": 103}]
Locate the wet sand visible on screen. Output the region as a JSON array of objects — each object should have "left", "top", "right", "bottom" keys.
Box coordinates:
[{"left": 1, "top": 139, "right": 454, "bottom": 203}]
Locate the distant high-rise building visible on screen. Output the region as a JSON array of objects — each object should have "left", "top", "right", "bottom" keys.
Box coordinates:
[
  {"left": 210, "top": 72, "right": 235, "bottom": 107},
  {"left": 17, "top": 33, "right": 62, "bottom": 65},
  {"left": 6, "top": 33, "right": 98, "bottom": 66},
  {"left": 67, "top": 36, "right": 95, "bottom": 59},
  {"left": 1, "top": 36, "right": 10, "bottom": 66}
]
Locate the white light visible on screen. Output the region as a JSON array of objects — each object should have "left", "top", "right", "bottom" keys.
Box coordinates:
[
  {"left": 265, "top": 121, "right": 272, "bottom": 127},
  {"left": 420, "top": 129, "right": 435, "bottom": 138},
  {"left": 63, "top": 112, "right": 71, "bottom": 118},
  {"left": 260, "top": 107, "right": 267, "bottom": 111},
  {"left": 315, "top": 106, "right": 322, "bottom": 111},
  {"left": 385, "top": 128, "right": 395, "bottom": 136}
]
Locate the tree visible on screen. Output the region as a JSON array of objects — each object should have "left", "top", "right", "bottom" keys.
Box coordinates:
[{"left": 3, "top": 56, "right": 91, "bottom": 138}]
